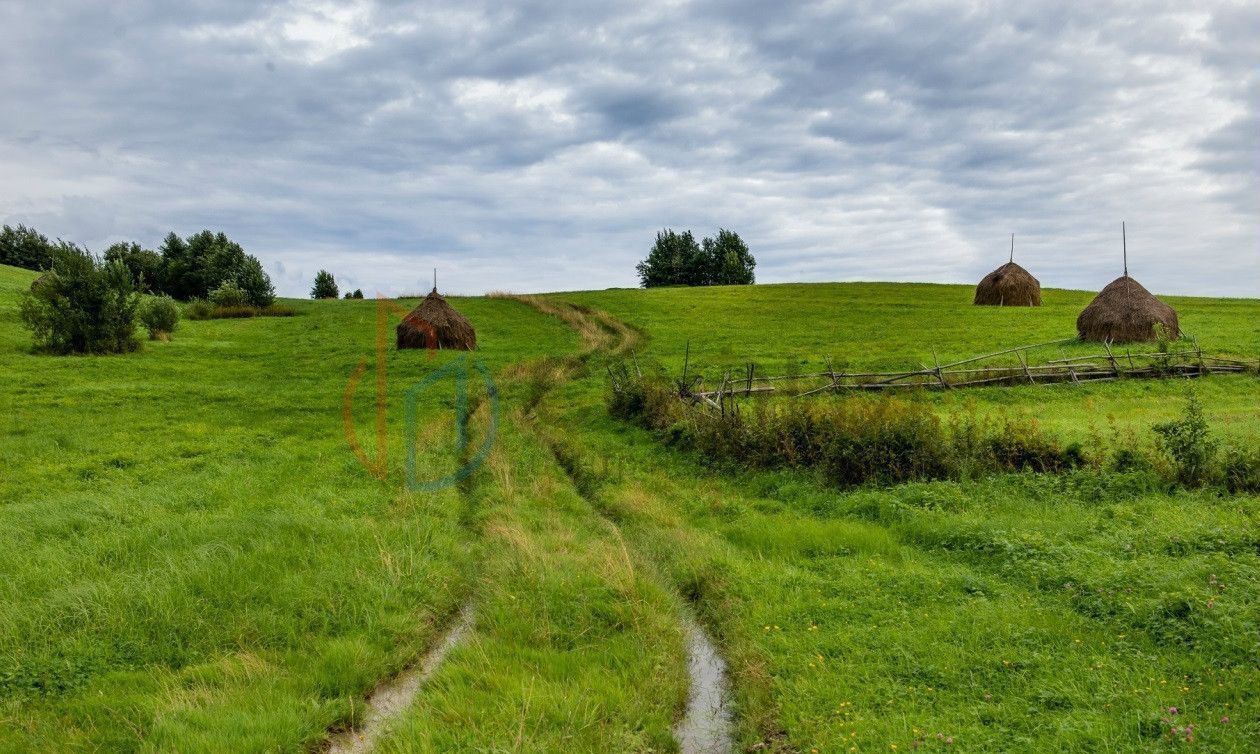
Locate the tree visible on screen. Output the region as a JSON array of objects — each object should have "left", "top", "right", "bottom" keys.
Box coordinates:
[
  {"left": 352, "top": 289, "right": 364, "bottom": 299},
  {"left": 19, "top": 243, "right": 139, "bottom": 354},
  {"left": 311, "top": 270, "right": 338, "bottom": 299},
  {"left": 702, "top": 229, "right": 756, "bottom": 285},
  {"left": 157, "top": 230, "right": 274, "bottom": 303},
  {"left": 636, "top": 229, "right": 704, "bottom": 288},
  {"left": 234, "top": 256, "right": 275, "bottom": 307},
  {"left": 158, "top": 232, "right": 199, "bottom": 300},
  {"left": 635, "top": 228, "right": 756, "bottom": 287},
  {"left": 198, "top": 231, "right": 248, "bottom": 293},
  {"left": 0, "top": 224, "right": 55, "bottom": 271},
  {"left": 104, "top": 241, "right": 163, "bottom": 293}
]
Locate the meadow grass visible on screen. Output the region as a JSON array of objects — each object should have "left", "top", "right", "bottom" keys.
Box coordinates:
[
  {"left": 545, "top": 384, "right": 1260, "bottom": 751},
  {"left": 3, "top": 262, "right": 1257, "bottom": 752},
  {"left": 530, "top": 282, "right": 1259, "bottom": 751},
  {"left": 376, "top": 411, "right": 686, "bottom": 752},
  {"left": 0, "top": 264, "right": 599, "bottom": 749},
  {"left": 562, "top": 281, "right": 1260, "bottom": 439},
  {"left": 559, "top": 282, "right": 1260, "bottom": 374}
]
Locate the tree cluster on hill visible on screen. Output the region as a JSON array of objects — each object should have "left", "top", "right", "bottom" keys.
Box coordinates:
[
  {"left": 635, "top": 228, "right": 756, "bottom": 288},
  {"left": 2, "top": 224, "right": 275, "bottom": 307},
  {"left": 151, "top": 231, "right": 274, "bottom": 307},
  {"left": 0, "top": 224, "right": 56, "bottom": 271}
]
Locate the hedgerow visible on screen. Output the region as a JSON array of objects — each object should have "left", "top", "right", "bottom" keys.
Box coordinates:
[{"left": 609, "top": 365, "right": 1257, "bottom": 492}]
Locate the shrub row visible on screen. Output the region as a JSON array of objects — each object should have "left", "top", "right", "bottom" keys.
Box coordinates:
[
  {"left": 184, "top": 300, "right": 296, "bottom": 320},
  {"left": 609, "top": 366, "right": 1259, "bottom": 493}
]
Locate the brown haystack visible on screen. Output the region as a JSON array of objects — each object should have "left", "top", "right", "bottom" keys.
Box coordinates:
[
  {"left": 396, "top": 288, "right": 477, "bottom": 350},
  {"left": 1076, "top": 275, "right": 1179, "bottom": 343},
  {"left": 974, "top": 262, "right": 1041, "bottom": 306}
]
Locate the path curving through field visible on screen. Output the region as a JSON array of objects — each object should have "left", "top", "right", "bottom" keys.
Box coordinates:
[
  {"left": 510, "top": 294, "right": 739, "bottom": 753},
  {"left": 326, "top": 604, "right": 475, "bottom": 754}
]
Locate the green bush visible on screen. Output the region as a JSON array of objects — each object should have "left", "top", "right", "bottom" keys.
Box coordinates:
[
  {"left": 18, "top": 243, "right": 139, "bottom": 354},
  {"left": 1152, "top": 392, "right": 1218, "bottom": 487},
  {"left": 184, "top": 299, "right": 214, "bottom": 320},
  {"left": 209, "top": 281, "right": 249, "bottom": 308},
  {"left": 986, "top": 418, "right": 1071, "bottom": 473},
  {"left": 138, "top": 295, "right": 181, "bottom": 339},
  {"left": 1221, "top": 446, "right": 1260, "bottom": 494}
]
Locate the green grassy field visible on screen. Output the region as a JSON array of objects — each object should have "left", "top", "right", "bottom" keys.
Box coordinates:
[{"left": 2, "top": 264, "right": 1258, "bottom": 752}]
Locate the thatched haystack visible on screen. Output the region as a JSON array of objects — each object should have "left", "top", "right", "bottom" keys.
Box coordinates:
[
  {"left": 1077, "top": 275, "right": 1179, "bottom": 343},
  {"left": 396, "top": 288, "right": 476, "bottom": 350},
  {"left": 974, "top": 262, "right": 1041, "bottom": 306}
]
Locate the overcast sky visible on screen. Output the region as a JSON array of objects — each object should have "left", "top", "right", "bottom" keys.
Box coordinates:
[{"left": 1, "top": 1, "right": 1256, "bottom": 297}]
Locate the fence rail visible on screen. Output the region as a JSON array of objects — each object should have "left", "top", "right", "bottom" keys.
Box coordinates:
[{"left": 674, "top": 338, "right": 1256, "bottom": 409}]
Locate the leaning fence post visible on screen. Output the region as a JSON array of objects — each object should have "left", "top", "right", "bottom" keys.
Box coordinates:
[
  {"left": 1018, "top": 351, "right": 1037, "bottom": 385},
  {"left": 679, "top": 340, "right": 691, "bottom": 397},
  {"left": 825, "top": 357, "right": 841, "bottom": 393},
  {"left": 1103, "top": 340, "right": 1120, "bottom": 377},
  {"left": 931, "top": 349, "right": 949, "bottom": 389}
]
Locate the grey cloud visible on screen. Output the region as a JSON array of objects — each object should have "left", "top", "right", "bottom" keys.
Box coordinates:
[{"left": 0, "top": 0, "right": 1255, "bottom": 297}]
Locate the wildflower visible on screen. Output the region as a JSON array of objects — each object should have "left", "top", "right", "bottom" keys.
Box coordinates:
[
  {"left": 945, "top": 736, "right": 954, "bottom": 744},
  {"left": 1168, "top": 706, "right": 1179, "bottom": 715},
  {"left": 1221, "top": 716, "right": 1230, "bottom": 724}
]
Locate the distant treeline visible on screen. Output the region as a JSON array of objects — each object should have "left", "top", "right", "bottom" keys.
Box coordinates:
[
  {"left": 636, "top": 228, "right": 756, "bottom": 288},
  {"left": 1, "top": 224, "right": 274, "bottom": 307}
]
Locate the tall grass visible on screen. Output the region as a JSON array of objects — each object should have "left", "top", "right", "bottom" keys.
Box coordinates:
[{"left": 609, "top": 369, "right": 1258, "bottom": 492}]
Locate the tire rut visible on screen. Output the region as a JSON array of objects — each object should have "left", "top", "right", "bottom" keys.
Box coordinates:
[{"left": 325, "top": 604, "right": 474, "bottom": 754}]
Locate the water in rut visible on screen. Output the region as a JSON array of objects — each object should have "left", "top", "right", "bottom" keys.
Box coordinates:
[
  {"left": 675, "top": 618, "right": 735, "bottom": 754},
  {"left": 326, "top": 605, "right": 474, "bottom": 754}
]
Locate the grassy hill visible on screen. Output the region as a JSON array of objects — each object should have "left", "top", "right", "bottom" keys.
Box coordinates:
[{"left": 2, "top": 264, "right": 1257, "bottom": 751}]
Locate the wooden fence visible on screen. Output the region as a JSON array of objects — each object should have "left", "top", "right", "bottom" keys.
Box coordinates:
[{"left": 677, "top": 338, "right": 1256, "bottom": 411}]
